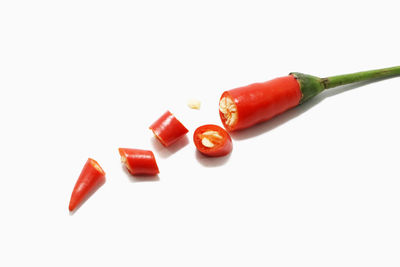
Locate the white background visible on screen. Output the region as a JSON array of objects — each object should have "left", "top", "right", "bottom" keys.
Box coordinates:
[{"left": 1, "top": 0, "right": 399, "bottom": 266}]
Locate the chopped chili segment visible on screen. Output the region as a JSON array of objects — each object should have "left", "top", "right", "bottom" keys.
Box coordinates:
[
  {"left": 119, "top": 148, "right": 159, "bottom": 175},
  {"left": 193, "top": 124, "right": 233, "bottom": 157},
  {"left": 69, "top": 158, "right": 106, "bottom": 212},
  {"left": 149, "top": 110, "right": 189, "bottom": 147}
]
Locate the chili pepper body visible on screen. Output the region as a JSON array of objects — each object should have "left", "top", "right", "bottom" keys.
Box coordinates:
[
  {"left": 119, "top": 148, "right": 159, "bottom": 175},
  {"left": 149, "top": 110, "right": 189, "bottom": 146},
  {"left": 193, "top": 124, "right": 232, "bottom": 157},
  {"left": 219, "top": 66, "right": 400, "bottom": 132},
  {"left": 219, "top": 76, "right": 301, "bottom": 131},
  {"left": 69, "top": 158, "right": 105, "bottom": 212}
]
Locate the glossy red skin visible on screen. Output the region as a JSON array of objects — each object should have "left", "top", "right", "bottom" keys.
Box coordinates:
[
  {"left": 149, "top": 110, "right": 189, "bottom": 147},
  {"left": 69, "top": 158, "right": 106, "bottom": 212},
  {"left": 220, "top": 75, "right": 301, "bottom": 131},
  {"left": 193, "top": 124, "right": 233, "bottom": 157},
  {"left": 119, "top": 148, "right": 159, "bottom": 175}
]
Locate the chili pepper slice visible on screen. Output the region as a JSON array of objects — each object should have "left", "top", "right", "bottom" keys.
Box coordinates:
[
  {"left": 193, "top": 124, "right": 233, "bottom": 157},
  {"left": 119, "top": 148, "right": 159, "bottom": 175},
  {"left": 219, "top": 75, "right": 301, "bottom": 131},
  {"left": 149, "top": 110, "right": 189, "bottom": 147},
  {"left": 69, "top": 158, "right": 106, "bottom": 212}
]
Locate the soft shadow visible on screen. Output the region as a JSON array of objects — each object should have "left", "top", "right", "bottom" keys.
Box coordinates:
[
  {"left": 195, "top": 150, "right": 231, "bottom": 167},
  {"left": 230, "top": 78, "right": 390, "bottom": 141},
  {"left": 69, "top": 178, "right": 105, "bottom": 215},
  {"left": 150, "top": 135, "right": 189, "bottom": 158},
  {"left": 121, "top": 165, "right": 160, "bottom": 183}
]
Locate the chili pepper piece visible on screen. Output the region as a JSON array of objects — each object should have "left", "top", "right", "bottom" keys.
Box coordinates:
[
  {"left": 219, "top": 75, "right": 301, "bottom": 131},
  {"left": 69, "top": 158, "right": 106, "bottom": 212},
  {"left": 193, "top": 124, "right": 233, "bottom": 157},
  {"left": 149, "top": 110, "right": 189, "bottom": 147},
  {"left": 119, "top": 148, "right": 159, "bottom": 175}
]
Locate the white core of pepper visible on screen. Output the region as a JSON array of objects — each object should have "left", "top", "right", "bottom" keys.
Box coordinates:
[
  {"left": 200, "top": 130, "right": 223, "bottom": 148},
  {"left": 120, "top": 154, "right": 133, "bottom": 173},
  {"left": 219, "top": 96, "right": 238, "bottom": 126}
]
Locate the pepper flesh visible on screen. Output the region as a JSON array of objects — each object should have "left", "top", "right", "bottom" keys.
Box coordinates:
[
  {"left": 119, "top": 148, "right": 159, "bottom": 175},
  {"left": 219, "top": 75, "right": 301, "bottom": 131},
  {"left": 193, "top": 124, "right": 233, "bottom": 157},
  {"left": 69, "top": 158, "right": 106, "bottom": 212},
  {"left": 149, "top": 110, "right": 189, "bottom": 147}
]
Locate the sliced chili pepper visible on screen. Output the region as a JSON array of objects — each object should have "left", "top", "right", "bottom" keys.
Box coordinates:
[
  {"left": 193, "top": 124, "right": 232, "bottom": 157},
  {"left": 149, "top": 110, "right": 189, "bottom": 147},
  {"left": 69, "top": 158, "right": 105, "bottom": 212},
  {"left": 220, "top": 66, "right": 400, "bottom": 132},
  {"left": 119, "top": 148, "right": 159, "bottom": 175}
]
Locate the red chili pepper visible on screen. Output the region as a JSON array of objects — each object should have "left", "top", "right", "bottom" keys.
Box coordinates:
[
  {"left": 219, "top": 76, "right": 301, "bottom": 131},
  {"left": 69, "top": 158, "right": 106, "bottom": 212},
  {"left": 220, "top": 66, "right": 400, "bottom": 131},
  {"left": 119, "top": 148, "right": 159, "bottom": 175},
  {"left": 149, "top": 110, "right": 189, "bottom": 147},
  {"left": 193, "top": 124, "right": 232, "bottom": 157}
]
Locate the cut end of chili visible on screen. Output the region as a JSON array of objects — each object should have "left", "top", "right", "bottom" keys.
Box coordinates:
[
  {"left": 150, "top": 128, "right": 168, "bottom": 147},
  {"left": 149, "top": 110, "right": 189, "bottom": 147},
  {"left": 119, "top": 148, "right": 159, "bottom": 175},
  {"left": 219, "top": 93, "right": 238, "bottom": 131},
  {"left": 193, "top": 124, "right": 233, "bottom": 157},
  {"left": 89, "top": 158, "right": 105, "bottom": 176},
  {"left": 119, "top": 150, "right": 134, "bottom": 174}
]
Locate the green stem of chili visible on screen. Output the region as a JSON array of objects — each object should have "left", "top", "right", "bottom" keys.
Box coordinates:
[
  {"left": 322, "top": 66, "right": 400, "bottom": 89},
  {"left": 290, "top": 66, "right": 400, "bottom": 104}
]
